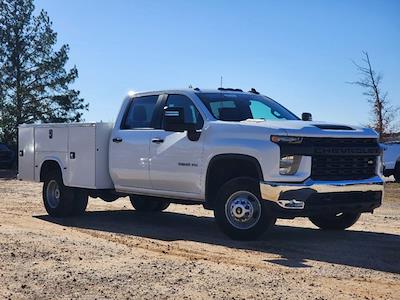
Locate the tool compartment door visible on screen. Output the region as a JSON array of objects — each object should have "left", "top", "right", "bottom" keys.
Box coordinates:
[
  {"left": 35, "top": 126, "right": 68, "bottom": 152},
  {"left": 67, "top": 125, "right": 96, "bottom": 188},
  {"left": 18, "top": 126, "right": 35, "bottom": 181}
]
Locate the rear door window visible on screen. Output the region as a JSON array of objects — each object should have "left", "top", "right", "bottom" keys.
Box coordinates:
[{"left": 122, "top": 96, "right": 158, "bottom": 129}]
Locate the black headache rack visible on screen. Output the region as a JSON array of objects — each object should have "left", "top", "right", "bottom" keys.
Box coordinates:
[
  {"left": 280, "top": 137, "right": 380, "bottom": 181},
  {"left": 217, "top": 87, "right": 243, "bottom": 92}
]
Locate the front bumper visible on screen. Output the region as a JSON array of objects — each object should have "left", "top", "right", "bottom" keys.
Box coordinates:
[{"left": 260, "top": 176, "right": 384, "bottom": 218}]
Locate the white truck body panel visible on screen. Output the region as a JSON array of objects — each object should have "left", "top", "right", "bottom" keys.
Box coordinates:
[
  {"left": 18, "top": 122, "right": 114, "bottom": 189},
  {"left": 148, "top": 130, "right": 204, "bottom": 194},
  {"left": 383, "top": 142, "right": 400, "bottom": 170},
  {"left": 109, "top": 130, "right": 153, "bottom": 190},
  {"left": 35, "top": 126, "right": 68, "bottom": 152},
  {"left": 18, "top": 126, "right": 35, "bottom": 181}
]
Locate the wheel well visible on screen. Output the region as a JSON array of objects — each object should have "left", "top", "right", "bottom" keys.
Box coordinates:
[
  {"left": 40, "top": 160, "right": 62, "bottom": 182},
  {"left": 205, "top": 154, "right": 263, "bottom": 209}
]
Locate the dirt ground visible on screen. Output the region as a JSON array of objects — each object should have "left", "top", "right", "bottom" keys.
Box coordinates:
[{"left": 0, "top": 171, "right": 399, "bottom": 300}]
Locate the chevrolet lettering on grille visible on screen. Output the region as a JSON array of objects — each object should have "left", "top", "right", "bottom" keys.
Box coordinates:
[{"left": 313, "top": 147, "right": 380, "bottom": 156}]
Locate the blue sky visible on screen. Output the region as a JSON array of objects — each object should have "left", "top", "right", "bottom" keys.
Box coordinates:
[{"left": 34, "top": 0, "right": 400, "bottom": 125}]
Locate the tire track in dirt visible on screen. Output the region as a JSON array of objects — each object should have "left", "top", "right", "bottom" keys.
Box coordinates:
[{"left": 72, "top": 227, "right": 279, "bottom": 271}]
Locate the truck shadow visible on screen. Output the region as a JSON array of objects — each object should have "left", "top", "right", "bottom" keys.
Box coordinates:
[{"left": 36, "top": 210, "right": 400, "bottom": 274}]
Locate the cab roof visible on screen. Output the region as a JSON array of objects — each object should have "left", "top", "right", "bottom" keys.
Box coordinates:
[{"left": 128, "top": 88, "right": 261, "bottom": 97}]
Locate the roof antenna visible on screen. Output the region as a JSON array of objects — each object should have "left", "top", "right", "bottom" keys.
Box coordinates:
[{"left": 220, "top": 76, "right": 223, "bottom": 88}]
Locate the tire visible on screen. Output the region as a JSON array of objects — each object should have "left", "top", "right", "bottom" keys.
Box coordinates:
[
  {"left": 309, "top": 212, "right": 361, "bottom": 230},
  {"left": 130, "top": 196, "right": 170, "bottom": 212},
  {"left": 71, "top": 189, "right": 89, "bottom": 215},
  {"left": 394, "top": 163, "right": 400, "bottom": 183},
  {"left": 43, "top": 171, "right": 88, "bottom": 217},
  {"left": 214, "top": 177, "right": 276, "bottom": 240}
]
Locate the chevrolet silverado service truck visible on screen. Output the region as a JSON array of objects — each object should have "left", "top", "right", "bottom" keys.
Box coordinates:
[{"left": 18, "top": 88, "right": 384, "bottom": 240}]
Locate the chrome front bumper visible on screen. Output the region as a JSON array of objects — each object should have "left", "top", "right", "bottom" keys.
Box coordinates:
[{"left": 260, "top": 176, "right": 384, "bottom": 210}]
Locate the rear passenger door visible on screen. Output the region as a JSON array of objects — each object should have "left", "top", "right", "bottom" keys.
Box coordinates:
[
  {"left": 109, "top": 95, "right": 160, "bottom": 191},
  {"left": 149, "top": 94, "right": 204, "bottom": 197}
]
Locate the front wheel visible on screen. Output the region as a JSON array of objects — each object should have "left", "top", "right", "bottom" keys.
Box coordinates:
[
  {"left": 43, "top": 172, "right": 88, "bottom": 217},
  {"left": 130, "top": 196, "right": 170, "bottom": 212},
  {"left": 214, "top": 177, "right": 276, "bottom": 240},
  {"left": 309, "top": 212, "right": 361, "bottom": 230}
]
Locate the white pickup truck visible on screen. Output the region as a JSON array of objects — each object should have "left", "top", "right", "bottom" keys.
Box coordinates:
[{"left": 18, "top": 88, "right": 384, "bottom": 240}]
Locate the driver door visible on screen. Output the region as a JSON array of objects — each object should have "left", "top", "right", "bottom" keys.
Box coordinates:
[{"left": 149, "top": 94, "right": 204, "bottom": 196}]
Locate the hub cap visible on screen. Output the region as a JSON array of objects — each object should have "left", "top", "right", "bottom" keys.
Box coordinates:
[
  {"left": 225, "top": 191, "right": 261, "bottom": 230},
  {"left": 46, "top": 180, "right": 61, "bottom": 209}
]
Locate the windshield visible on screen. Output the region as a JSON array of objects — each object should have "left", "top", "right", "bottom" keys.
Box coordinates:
[{"left": 196, "top": 93, "right": 299, "bottom": 121}]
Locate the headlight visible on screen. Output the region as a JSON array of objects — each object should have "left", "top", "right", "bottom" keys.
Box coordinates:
[
  {"left": 271, "top": 135, "right": 303, "bottom": 144},
  {"left": 279, "top": 155, "right": 302, "bottom": 175}
]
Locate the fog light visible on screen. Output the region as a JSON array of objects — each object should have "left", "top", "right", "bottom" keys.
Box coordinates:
[
  {"left": 279, "top": 155, "right": 302, "bottom": 175},
  {"left": 277, "top": 199, "right": 305, "bottom": 209}
]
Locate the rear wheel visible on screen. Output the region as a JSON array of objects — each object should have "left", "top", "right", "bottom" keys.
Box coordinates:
[
  {"left": 71, "top": 189, "right": 89, "bottom": 215},
  {"left": 309, "top": 212, "right": 361, "bottom": 230},
  {"left": 214, "top": 177, "right": 276, "bottom": 240},
  {"left": 130, "top": 196, "right": 170, "bottom": 212},
  {"left": 43, "top": 171, "right": 88, "bottom": 217}
]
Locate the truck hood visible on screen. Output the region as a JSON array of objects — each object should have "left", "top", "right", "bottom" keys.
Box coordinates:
[{"left": 238, "top": 119, "right": 378, "bottom": 138}]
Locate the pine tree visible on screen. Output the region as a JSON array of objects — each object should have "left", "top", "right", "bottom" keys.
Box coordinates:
[{"left": 0, "top": 0, "right": 88, "bottom": 144}]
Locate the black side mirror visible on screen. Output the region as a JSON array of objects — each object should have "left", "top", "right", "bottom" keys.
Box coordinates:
[
  {"left": 164, "top": 107, "right": 195, "bottom": 132},
  {"left": 301, "top": 112, "right": 312, "bottom": 121}
]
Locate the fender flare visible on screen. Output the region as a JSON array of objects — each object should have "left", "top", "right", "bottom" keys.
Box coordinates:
[
  {"left": 38, "top": 157, "right": 67, "bottom": 185},
  {"left": 204, "top": 153, "right": 263, "bottom": 202}
]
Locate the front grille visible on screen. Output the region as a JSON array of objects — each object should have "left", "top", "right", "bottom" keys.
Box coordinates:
[
  {"left": 311, "top": 155, "right": 377, "bottom": 180},
  {"left": 302, "top": 137, "right": 378, "bottom": 148},
  {"left": 280, "top": 137, "right": 380, "bottom": 157},
  {"left": 278, "top": 137, "right": 380, "bottom": 181}
]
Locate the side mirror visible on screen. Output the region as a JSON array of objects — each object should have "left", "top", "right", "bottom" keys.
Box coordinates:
[
  {"left": 301, "top": 112, "right": 312, "bottom": 121},
  {"left": 164, "top": 107, "right": 195, "bottom": 132}
]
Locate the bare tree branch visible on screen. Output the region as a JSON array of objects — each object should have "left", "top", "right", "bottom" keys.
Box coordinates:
[{"left": 348, "top": 51, "right": 399, "bottom": 140}]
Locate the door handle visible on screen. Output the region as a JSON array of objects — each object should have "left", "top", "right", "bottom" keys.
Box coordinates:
[
  {"left": 112, "top": 137, "right": 123, "bottom": 143},
  {"left": 151, "top": 138, "right": 164, "bottom": 144}
]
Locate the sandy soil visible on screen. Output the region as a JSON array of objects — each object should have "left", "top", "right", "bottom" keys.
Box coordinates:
[{"left": 0, "top": 172, "right": 399, "bottom": 299}]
